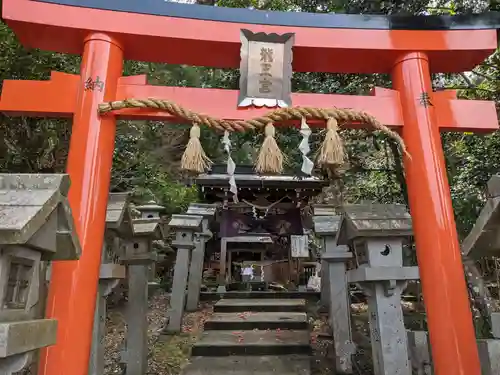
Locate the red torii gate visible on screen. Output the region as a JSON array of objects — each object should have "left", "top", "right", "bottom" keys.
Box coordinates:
[{"left": 1, "top": 1, "right": 499, "bottom": 375}]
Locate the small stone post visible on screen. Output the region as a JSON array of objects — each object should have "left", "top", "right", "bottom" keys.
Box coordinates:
[
  {"left": 475, "top": 312, "right": 500, "bottom": 375},
  {"left": 312, "top": 206, "right": 341, "bottom": 305},
  {"left": 185, "top": 204, "right": 216, "bottom": 311},
  {"left": 407, "top": 330, "right": 433, "bottom": 375},
  {"left": 89, "top": 252, "right": 126, "bottom": 375},
  {"left": 120, "top": 218, "right": 163, "bottom": 375},
  {"left": 218, "top": 237, "right": 228, "bottom": 293},
  {"left": 312, "top": 205, "right": 339, "bottom": 304},
  {"left": 0, "top": 174, "right": 81, "bottom": 375},
  {"left": 412, "top": 312, "right": 500, "bottom": 375},
  {"left": 164, "top": 214, "right": 202, "bottom": 333},
  {"left": 491, "top": 312, "right": 500, "bottom": 339},
  {"left": 148, "top": 248, "right": 166, "bottom": 292},
  {"left": 338, "top": 204, "right": 419, "bottom": 375},
  {"left": 477, "top": 339, "right": 500, "bottom": 375},
  {"left": 312, "top": 212, "right": 355, "bottom": 374}
]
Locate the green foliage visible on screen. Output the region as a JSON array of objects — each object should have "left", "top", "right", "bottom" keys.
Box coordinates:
[
  {"left": 111, "top": 121, "right": 198, "bottom": 214},
  {"left": 440, "top": 50, "right": 500, "bottom": 236}
]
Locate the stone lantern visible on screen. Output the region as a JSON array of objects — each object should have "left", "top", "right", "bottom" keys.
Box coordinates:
[
  {"left": 337, "top": 203, "right": 419, "bottom": 375},
  {"left": 185, "top": 203, "right": 216, "bottom": 311},
  {"left": 312, "top": 205, "right": 354, "bottom": 374},
  {"left": 120, "top": 216, "right": 163, "bottom": 375},
  {"left": 0, "top": 174, "right": 81, "bottom": 375},
  {"left": 164, "top": 214, "right": 202, "bottom": 333},
  {"left": 121, "top": 219, "right": 162, "bottom": 265}
]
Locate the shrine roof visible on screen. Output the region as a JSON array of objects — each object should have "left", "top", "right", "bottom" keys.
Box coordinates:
[
  {"left": 132, "top": 218, "right": 163, "bottom": 239},
  {"left": 0, "top": 174, "right": 69, "bottom": 240},
  {"left": 195, "top": 165, "right": 328, "bottom": 191},
  {"left": 0, "top": 174, "right": 81, "bottom": 260},
  {"left": 28, "top": 0, "right": 500, "bottom": 31},
  {"left": 3, "top": 0, "right": 498, "bottom": 73},
  {"left": 135, "top": 201, "right": 166, "bottom": 213},
  {"left": 337, "top": 203, "right": 413, "bottom": 243},
  {"left": 105, "top": 192, "right": 133, "bottom": 233}
]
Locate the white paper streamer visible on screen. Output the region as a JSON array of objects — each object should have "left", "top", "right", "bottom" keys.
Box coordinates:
[
  {"left": 299, "top": 118, "right": 314, "bottom": 175},
  {"left": 222, "top": 131, "right": 238, "bottom": 202}
]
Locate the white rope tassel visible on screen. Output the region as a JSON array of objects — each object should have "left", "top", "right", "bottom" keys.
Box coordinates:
[
  {"left": 299, "top": 117, "right": 314, "bottom": 175},
  {"left": 222, "top": 130, "right": 238, "bottom": 203},
  {"left": 255, "top": 123, "right": 284, "bottom": 175},
  {"left": 180, "top": 123, "right": 212, "bottom": 173}
]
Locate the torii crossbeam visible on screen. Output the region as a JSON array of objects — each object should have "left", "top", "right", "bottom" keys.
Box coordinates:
[{"left": 1, "top": 1, "right": 499, "bottom": 375}]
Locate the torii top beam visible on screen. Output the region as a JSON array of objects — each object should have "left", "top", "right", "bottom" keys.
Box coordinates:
[{"left": 3, "top": 0, "right": 500, "bottom": 73}]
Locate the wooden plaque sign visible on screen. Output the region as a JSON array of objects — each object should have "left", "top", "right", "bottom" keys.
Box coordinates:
[
  {"left": 238, "top": 29, "right": 294, "bottom": 108},
  {"left": 291, "top": 234, "right": 309, "bottom": 258}
]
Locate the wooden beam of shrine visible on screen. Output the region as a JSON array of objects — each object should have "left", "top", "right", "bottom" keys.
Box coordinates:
[
  {"left": 0, "top": 72, "right": 497, "bottom": 132},
  {"left": 0, "top": 72, "right": 144, "bottom": 117},
  {"left": 0, "top": 72, "right": 79, "bottom": 118}
]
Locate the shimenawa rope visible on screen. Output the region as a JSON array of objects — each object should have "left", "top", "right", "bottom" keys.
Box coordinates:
[{"left": 98, "top": 98, "right": 410, "bottom": 174}]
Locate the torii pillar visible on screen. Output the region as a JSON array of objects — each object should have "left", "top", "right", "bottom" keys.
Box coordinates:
[
  {"left": 38, "top": 33, "right": 123, "bottom": 375},
  {"left": 1, "top": 2, "right": 499, "bottom": 375},
  {"left": 392, "top": 52, "right": 481, "bottom": 375}
]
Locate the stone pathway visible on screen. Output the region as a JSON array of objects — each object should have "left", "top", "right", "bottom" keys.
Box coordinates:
[{"left": 182, "top": 298, "right": 311, "bottom": 375}]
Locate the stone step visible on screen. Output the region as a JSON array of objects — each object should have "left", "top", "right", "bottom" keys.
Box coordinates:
[
  {"left": 182, "top": 355, "right": 310, "bottom": 375},
  {"left": 191, "top": 329, "right": 311, "bottom": 356},
  {"left": 204, "top": 312, "right": 308, "bottom": 331},
  {"left": 214, "top": 298, "right": 306, "bottom": 313},
  {"left": 200, "top": 291, "right": 319, "bottom": 302}
]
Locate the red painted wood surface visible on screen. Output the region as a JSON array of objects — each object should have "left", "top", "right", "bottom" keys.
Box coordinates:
[
  {"left": 0, "top": 72, "right": 497, "bottom": 132},
  {"left": 393, "top": 52, "right": 482, "bottom": 375},
  {"left": 36, "top": 34, "right": 123, "bottom": 375},
  {"left": 2, "top": 0, "right": 497, "bottom": 73}
]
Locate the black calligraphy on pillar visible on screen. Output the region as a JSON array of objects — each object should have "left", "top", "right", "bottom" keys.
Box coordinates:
[
  {"left": 84, "top": 76, "right": 105, "bottom": 92},
  {"left": 259, "top": 47, "right": 274, "bottom": 94},
  {"left": 418, "top": 92, "right": 433, "bottom": 107}
]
